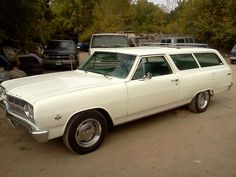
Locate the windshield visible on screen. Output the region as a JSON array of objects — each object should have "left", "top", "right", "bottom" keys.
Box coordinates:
[
  {"left": 46, "top": 41, "right": 75, "bottom": 51},
  {"left": 232, "top": 44, "right": 236, "bottom": 51},
  {"left": 91, "top": 35, "right": 129, "bottom": 48},
  {"left": 79, "top": 52, "right": 136, "bottom": 78}
]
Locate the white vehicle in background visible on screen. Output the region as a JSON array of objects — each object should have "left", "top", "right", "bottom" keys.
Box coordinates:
[
  {"left": 140, "top": 36, "right": 208, "bottom": 48},
  {"left": 0, "top": 47, "right": 233, "bottom": 154},
  {"left": 89, "top": 33, "right": 130, "bottom": 55}
]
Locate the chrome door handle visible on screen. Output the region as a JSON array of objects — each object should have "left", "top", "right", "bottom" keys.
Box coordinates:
[{"left": 171, "top": 79, "right": 179, "bottom": 82}]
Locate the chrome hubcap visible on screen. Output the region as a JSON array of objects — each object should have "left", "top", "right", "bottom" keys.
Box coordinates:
[
  {"left": 76, "top": 119, "right": 102, "bottom": 148},
  {"left": 198, "top": 91, "right": 209, "bottom": 109}
]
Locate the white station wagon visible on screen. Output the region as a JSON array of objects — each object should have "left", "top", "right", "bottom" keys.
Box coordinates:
[{"left": 0, "top": 47, "right": 233, "bottom": 154}]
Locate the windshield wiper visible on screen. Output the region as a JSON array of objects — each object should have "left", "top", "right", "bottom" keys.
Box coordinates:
[
  {"left": 83, "top": 65, "right": 89, "bottom": 73},
  {"left": 104, "top": 73, "right": 111, "bottom": 78}
]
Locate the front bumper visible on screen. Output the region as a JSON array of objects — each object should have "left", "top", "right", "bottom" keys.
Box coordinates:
[
  {"left": 0, "top": 101, "right": 48, "bottom": 142},
  {"left": 43, "top": 60, "right": 78, "bottom": 68}
]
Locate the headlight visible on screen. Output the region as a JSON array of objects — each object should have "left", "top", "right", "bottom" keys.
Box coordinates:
[
  {"left": 24, "top": 103, "right": 34, "bottom": 120},
  {"left": 0, "top": 86, "right": 6, "bottom": 100}
]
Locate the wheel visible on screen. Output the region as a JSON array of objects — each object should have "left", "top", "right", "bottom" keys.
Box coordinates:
[
  {"left": 63, "top": 110, "right": 107, "bottom": 154},
  {"left": 188, "top": 91, "right": 210, "bottom": 113}
]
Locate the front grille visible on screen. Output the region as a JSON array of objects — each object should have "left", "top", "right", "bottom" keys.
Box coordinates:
[
  {"left": 7, "top": 95, "right": 28, "bottom": 119},
  {"left": 48, "top": 55, "right": 70, "bottom": 60}
]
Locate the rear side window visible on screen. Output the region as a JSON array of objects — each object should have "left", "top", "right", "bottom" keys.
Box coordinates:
[
  {"left": 194, "top": 53, "right": 223, "bottom": 67},
  {"left": 170, "top": 54, "right": 199, "bottom": 70}
]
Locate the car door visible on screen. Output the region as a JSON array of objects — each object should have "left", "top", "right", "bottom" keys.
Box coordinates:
[{"left": 126, "top": 55, "right": 180, "bottom": 116}]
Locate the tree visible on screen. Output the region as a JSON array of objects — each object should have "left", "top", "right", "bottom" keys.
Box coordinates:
[
  {"left": 87, "top": 0, "right": 135, "bottom": 37},
  {"left": 164, "top": 0, "right": 236, "bottom": 51},
  {"left": 133, "top": 0, "right": 166, "bottom": 33},
  {"left": 0, "top": 0, "right": 52, "bottom": 50}
]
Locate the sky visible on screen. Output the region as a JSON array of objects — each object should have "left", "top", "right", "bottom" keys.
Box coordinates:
[
  {"left": 148, "top": 0, "right": 178, "bottom": 12},
  {"left": 149, "top": 0, "right": 167, "bottom": 5}
]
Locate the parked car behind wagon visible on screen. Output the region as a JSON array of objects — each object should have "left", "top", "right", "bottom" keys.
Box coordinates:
[
  {"left": 0, "top": 47, "right": 233, "bottom": 154},
  {"left": 89, "top": 33, "right": 130, "bottom": 55},
  {"left": 43, "top": 40, "right": 79, "bottom": 70},
  {"left": 18, "top": 53, "right": 44, "bottom": 75}
]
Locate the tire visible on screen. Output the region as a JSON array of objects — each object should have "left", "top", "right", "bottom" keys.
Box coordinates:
[
  {"left": 188, "top": 91, "right": 210, "bottom": 113},
  {"left": 63, "top": 110, "right": 107, "bottom": 154}
]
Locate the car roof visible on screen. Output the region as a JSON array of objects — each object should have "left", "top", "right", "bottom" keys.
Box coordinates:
[
  {"left": 92, "top": 33, "right": 127, "bottom": 36},
  {"left": 162, "top": 37, "right": 195, "bottom": 39},
  {"left": 49, "top": 40, "right": 74, "bottom": 42},
  {"left": 94, "top": 47, "right": 218, "bottom": 56}
]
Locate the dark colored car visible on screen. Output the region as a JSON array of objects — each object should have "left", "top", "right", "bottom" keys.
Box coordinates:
[
  {"left": 230, "top": 44, "right": 236, "bottom": 64},
  {"left": 18, "top": 53, "right": 44, "bottom": 75},
  {"left": 0, "top": 55, "right": 11, "bottom": 82},
  {"left": 43, "top": 40, "right": 79, "bottom": 70},
  {"left": 77, "top": 42, "right": 89, "bottom": 52}
]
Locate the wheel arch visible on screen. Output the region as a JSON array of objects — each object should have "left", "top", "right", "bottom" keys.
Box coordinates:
[
  {"left": 63, "top": 108, "right": 114, "bottom": 135},
  {"left": 190, "top": 88, "right": 214, "bottom": 102}
]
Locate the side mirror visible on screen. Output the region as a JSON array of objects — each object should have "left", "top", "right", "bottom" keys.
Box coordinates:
[{"left": 142, "top": 72, "right": 152, "bottom": 80}]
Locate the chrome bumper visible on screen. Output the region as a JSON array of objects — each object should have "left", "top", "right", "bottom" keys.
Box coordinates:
[{"left": 0, "top": 101, "right": 48, "bottom": 142}]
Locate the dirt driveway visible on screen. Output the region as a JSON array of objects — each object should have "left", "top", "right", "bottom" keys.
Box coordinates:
[{"left": 0, "top": 55, "right": 236, "bottom": 177}]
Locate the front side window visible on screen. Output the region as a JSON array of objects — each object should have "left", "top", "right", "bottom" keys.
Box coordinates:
[
  {"left": 194, "top": 53, "right": 223, "bottom": 67},
  {"left": 132, "top": 56, "right": 172, "bottom": 80},
  {"left": 80, "top": 52, "right": 136, "bottom": 78},
  {"left": 170, "top": 54, "right": 199, "bottom": 70}
]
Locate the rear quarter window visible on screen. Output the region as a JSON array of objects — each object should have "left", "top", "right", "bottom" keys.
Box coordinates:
[
  {"left": 170, "top": 54, "right": 199, "bottom": 70},
  {"left": 194, "top": 53, "right": 223, "bottom": 67}
]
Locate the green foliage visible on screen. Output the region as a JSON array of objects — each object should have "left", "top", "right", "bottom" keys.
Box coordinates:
[
  {"left": 133, "top": 0, "right": 166, "bottom": 33},
  {"left": 1, "top": 0, "right": 236, "bottom": 51},
  {"left": 0, "top": 0, "right": 52, "bottom": 50},
  {"left": 166, "top": 0, "right": 236, "bottom": 50}
]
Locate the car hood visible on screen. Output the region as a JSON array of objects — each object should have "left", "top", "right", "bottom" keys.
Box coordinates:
[{"left": 2, "top": 70, "right": 122, "bottom": 103}]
